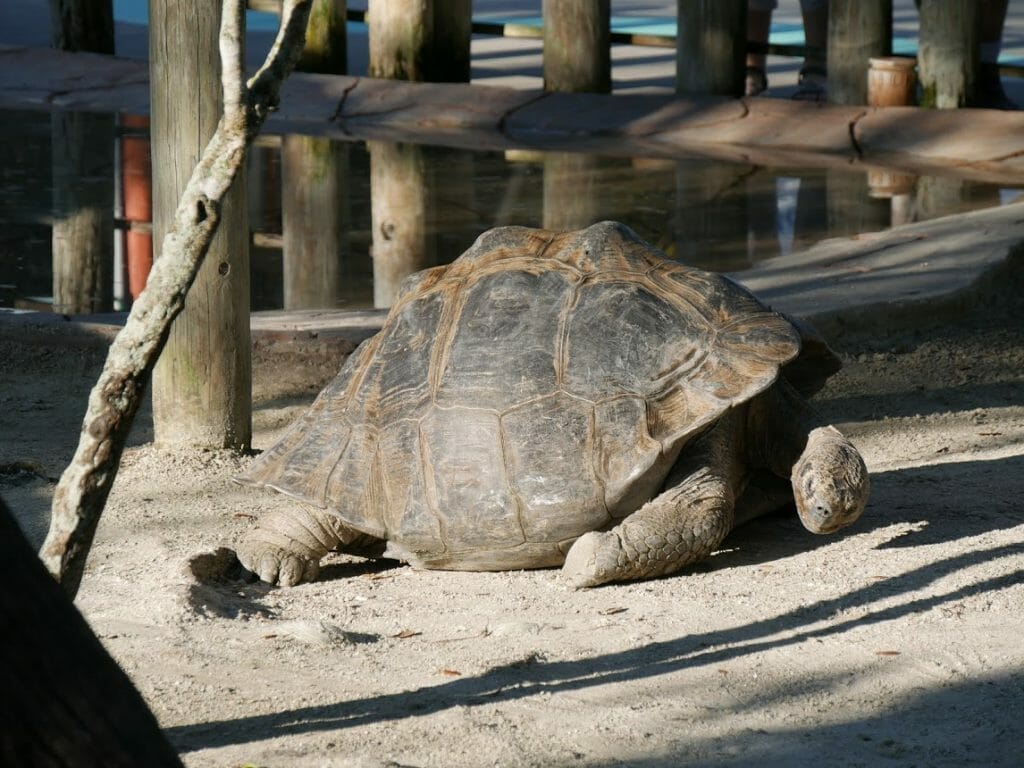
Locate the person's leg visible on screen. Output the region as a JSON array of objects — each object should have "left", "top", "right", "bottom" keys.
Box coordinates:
[
  {"left": 793, "top": 0, "right": 828, "bottom": 101},
  {"left": 746, "top": 0, "right": 776, "bottom": 96}
]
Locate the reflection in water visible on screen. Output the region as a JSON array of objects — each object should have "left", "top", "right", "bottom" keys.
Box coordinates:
[
  {"left": 50, "top": 111, "right": 114, "bottom": 314},
  {"left": 0, "top": 107, "right": 1021, "bottom": 314},
  {"left": 369, "top": 140, "right": 429, "bottom": 308},
  {"left": 281, "top": 135, "right": 348, "bottom": 310}
]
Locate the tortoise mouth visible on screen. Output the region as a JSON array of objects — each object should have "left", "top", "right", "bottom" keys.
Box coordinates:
[{"left": 797, "top": 495, "right": 865, "bottom": 534}]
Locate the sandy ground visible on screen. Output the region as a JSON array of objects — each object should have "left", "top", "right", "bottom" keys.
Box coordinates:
[{"left": 1, "top": 251, "right": 1023, "bottom": 768}]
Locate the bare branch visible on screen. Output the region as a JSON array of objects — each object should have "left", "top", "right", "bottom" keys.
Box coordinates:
[{"left": 40, "top": 0, "right": 312, "bottom": 597}]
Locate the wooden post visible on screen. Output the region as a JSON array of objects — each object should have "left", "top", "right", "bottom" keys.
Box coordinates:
[
  {"left": 50, "top": 111, "right": 114, "bottom": 315},
  {"left": 431, "top": 0, "right": 471, "bottom": 82},
  {"left": 676, "top": 0, "right": 746, "bottom": 96},
  {"left": 543, "top": 152, "right": 603, "bottom": 230},
  {"left": 298, "top": 0, "right": 346, "bottom": 74},
  {"left": 826, "top": 169, "right": 890, "bottom": 236},
  {"left": 150, "top": 0, "right": 251, "bottom": 450},
  {"left": 281, "top": 135, "right": 347, "bottom": 310},
  {"left": 368, "top": 0, "right": 430, "bottom": 81},
  {"left": 282, "top": 0, "right": 348, "bottom": 310},
  {"left": 543, "top": 0, "right": 610, "bottom": 93},
  {"left": 368, "top": 0, "right": 470, "bottom": 82},
  {"left": 369, "top": 141, "right": 429, "bottom": 308},
  {"left": 828, "top": 0, "right": 892, "bottom": 105},
  {"left": 673, "top": 159, "right": 753, "bottom": 271},
  {"left": 918, "top": 0, "right": 979, "bottom": 108},
  {"left": 48, "top": 0, "right": 113, "bottom": 53}
]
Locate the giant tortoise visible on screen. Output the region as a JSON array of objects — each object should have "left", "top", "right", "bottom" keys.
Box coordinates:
[{"left": 235, "top": 221, "right": 869, "bottom": 588}]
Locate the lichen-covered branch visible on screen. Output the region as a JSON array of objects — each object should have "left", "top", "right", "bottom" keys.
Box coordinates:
[{"left": 40, "top": 0, "right": 312, "bottom": 598}]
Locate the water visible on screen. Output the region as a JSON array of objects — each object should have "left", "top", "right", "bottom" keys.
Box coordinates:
[{"left": 1, "top": 107, "right": 1019, "bottom": 314}]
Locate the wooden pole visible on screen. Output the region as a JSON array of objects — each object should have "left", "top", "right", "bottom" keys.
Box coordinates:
[
  {"left": 150, "top": 0, "right": 252, "bottom": 450},
  {"left": 50, "top": 110, "right": 114, "bottom": 315},
  {"left": 41, "top": 0, "right": 314, "bottom": 597},
  {"left": 673, "top": 159, "right": 753, "bottom": 271},
  {"left": 48, "top": 0, "right": 113, "bottom": 53},
  {"left": 281, "top": 135, "right": 347, "bottom": 310},
  {"left": 369, "top": 140, "right": 429, "bottom": 308},
  {"left": 282, "top": 0, "right": 348, "bottom": 311},
  {"left": 368, "top": 0, "right": 431, "bottom": 81},
  {"left": 827, "top": 0, "right": 892, "bottom": 105},
  {"left": 826, "top": 169, "right": 890, "bottom": 236},
  {"left": 543, "top": 0, "right": 610, "bottom": 93},
  {"left": 918, "top": 0, "right": 979, "bottom": 108},
  {"left": 298, "top": 0, "right": 346, "bottom": 74},
  {"left": 676, "top": 0, "right": 746, "bottom": 96},
  {"left": 543, "top": 152, "right": 603, "bottom": 230}
]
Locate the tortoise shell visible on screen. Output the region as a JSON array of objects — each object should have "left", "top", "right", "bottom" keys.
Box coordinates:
[{"left": 238, "top": 221, "right": 803, "bottom": 569}]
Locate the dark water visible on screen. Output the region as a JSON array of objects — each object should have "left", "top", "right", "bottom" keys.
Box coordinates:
[{"left": 1, "top": 108, "right": 1019, "bottom": 314}]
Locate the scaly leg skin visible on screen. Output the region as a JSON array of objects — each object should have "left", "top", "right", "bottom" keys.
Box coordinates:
[
  {"left": 236, "top": 505, "right": 355, "bottom": 587},
  {"left": 562, "top": 415, "right": 743, "bottom": 589}
]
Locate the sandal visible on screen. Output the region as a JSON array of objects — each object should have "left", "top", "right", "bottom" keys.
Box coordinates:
[
  {"left": 745, "top": 65, "right": 768, "bottom": 98},
  {"left": 792, "top": 64, "right": 827, "bottom": 102}
]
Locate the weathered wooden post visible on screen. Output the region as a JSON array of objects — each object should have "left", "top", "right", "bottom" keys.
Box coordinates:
[
  {"left": 369, "top": 140, "right": 429, "bottom": 307},
  {"left": 676, "top": 0, "right": 746, "bottom": 96},
  {"left": 282, "top": 0, "right": 348, "bottom": 310},
  {"left": 828, "top": 0, "right": 892, "bottom": 105},
  {"left": 50, "top": 112, "right": 115, "bottom": 315},
  {"left": 368, "top": 0, "right": 470, "bottom": 82},
  {"left": 917, "top": 0, "right": 979, "bottom": 108},
  {"left": 48, "top": 0, "right": 113, "bottom": 53},
  {"left": 674, "top": 159, "right": 753, "bottom": 271},
  {"left": 826, "top": 169, "right": 889, "bottom": 236},
  {"left": 543, "top": 152, "right": 603, "bottom": 230},
  {"left": 366, "top": 0, "right": 451, "bottom": 306},
  {"left": 297, "top": 0, "right": 346, "bottom": 73},
  {"left": 48, "top": 1, "right": 115, "bottom": 316},
  {"left": 281, "top": 137, "right": 348, "bottom": 309},
  {"left": 150, "top": 0, "right": 251, "bottom": 449},
  {"left": 543, "top": 0, "right": 610, "bottom": 93}
]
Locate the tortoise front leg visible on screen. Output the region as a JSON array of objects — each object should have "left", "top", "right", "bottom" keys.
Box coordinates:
[
  {"left": 562, "top": 413, "right": 744, "bottom": 588},
  {"left": 236, "top": 505, "right": 356, "bottom": 586}
]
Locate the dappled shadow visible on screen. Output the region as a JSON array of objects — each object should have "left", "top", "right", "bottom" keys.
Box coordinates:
[
  {"left": 167, "top": 536, "right": 1023, "bottom": 753},
  {"left": 821, "top": 381, "right": 1023, "bottom": 422},
  {"left": 866, "top": 454, "right": 1024, "bottom": 549}
]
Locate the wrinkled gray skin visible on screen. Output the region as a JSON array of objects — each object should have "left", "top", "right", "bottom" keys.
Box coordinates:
[{"left": 235, "top": 222, "right": 869, "bottom": 588}]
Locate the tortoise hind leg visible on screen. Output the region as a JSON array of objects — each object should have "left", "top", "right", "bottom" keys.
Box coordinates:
[
  {"left": 562, "top": 412, "right": 744, "bottom": 588},
  {"left": 236, "top": 505, "right": 372, "bottom": 586}
]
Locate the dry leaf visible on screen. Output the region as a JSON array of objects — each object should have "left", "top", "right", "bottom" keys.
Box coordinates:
[
  {"left": 440, "top": 668, "right": 461, "bottom": 676},
  {"left": 233, "top": 512, "right": 256, "bottom": 520},
  {"left": 599, "top": 607, "right": 628, "bottom": 616},
  {"left": 392, "top": 629, "right": 421, "bottom": 639},
  {"left": 876, "top": 650, "right": 901, "bottom": 656}
]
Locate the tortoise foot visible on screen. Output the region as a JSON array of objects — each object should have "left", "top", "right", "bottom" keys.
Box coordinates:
[
  {"left": 235, "top": 541, "right": 321, "bottom": 587},
  {"left": 561, "top": 531, "right": 623, "bottom": 589}
]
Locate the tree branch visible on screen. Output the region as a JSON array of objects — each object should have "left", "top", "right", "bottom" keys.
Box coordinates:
[{"left": 40, "top": 0, "right": 312, "bottom": 598}]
